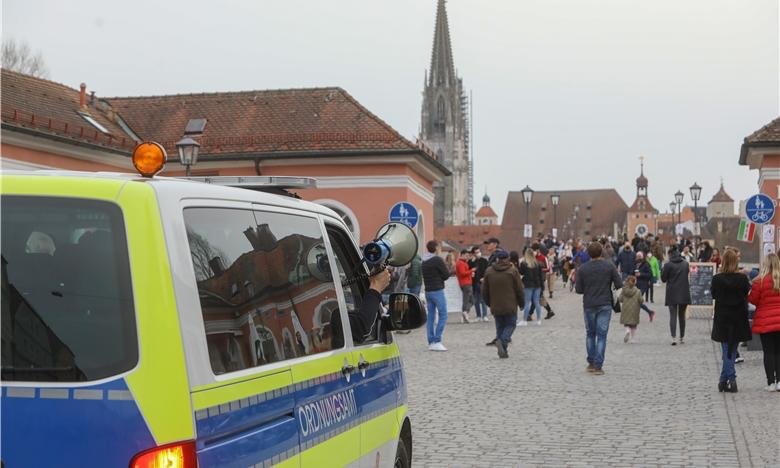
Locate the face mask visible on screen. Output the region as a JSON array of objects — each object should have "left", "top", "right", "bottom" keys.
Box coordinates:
[{"left": 476, "top": 251, "right": 482, "bottom": 258}]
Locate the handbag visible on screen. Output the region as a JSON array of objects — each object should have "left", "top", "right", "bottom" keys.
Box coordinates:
[{"left": 612, "top": 292, "right": 621, "bottom": 313}]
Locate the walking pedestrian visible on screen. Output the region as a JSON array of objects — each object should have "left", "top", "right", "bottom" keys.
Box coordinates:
[
  {"left": 617, "top": 243, "right": 636, "bottom": 281},
  {"left": 634, "top": 252, "right": 656, "bottom": 321},
  {"left": 469, "top": 246, "right": 490, "bottom": 321},
  {"left": 647, "top": 251, "right": 660, "bottom": 304},
  {"left": 534, "top": 244, "right": 556, "bottom": 319},
  {"left": 456, "top": 249, "right": 475, "bottom": 323},
  {"left": 748, "top": 253, "right": 780, "bottom": 392},
  {"left": 405, "top": 253, "right": 422, "bottom": 296},
  {"left": 619, "top": 275, "right": 642, "bottom": 343},
  {"left": 519, "top": 247, "right": 544, "bottom": 326},
  {"left": 546, "top": 248, "right": 557, "bottom": 299},
  {"left": 575, "top": 241, "right": 623, "bottom": 375},
  {"left": 482, "top": 250, "right": 525, "bottom": 358},
  {"left": 661, "top": 245, "right": 691, "bottom": 345},
  {"left": 710, "top": 249, "right": 751, "bottom": 393},
  {"left": 421, "top": 240, "right": 452, "bottom": 351}
]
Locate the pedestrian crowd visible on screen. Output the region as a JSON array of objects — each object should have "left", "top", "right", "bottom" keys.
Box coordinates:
[{"left": 381, "top": 229, "right": 780, "bottom": 393}]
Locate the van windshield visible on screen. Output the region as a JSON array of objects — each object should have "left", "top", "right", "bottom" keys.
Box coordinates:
[{"left": 1, "top": 196, "right": 137, "bottom": 382}]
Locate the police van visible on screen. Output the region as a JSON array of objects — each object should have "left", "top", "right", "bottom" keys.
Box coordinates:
[{"left": 1, "top": 142, "right": 425, "bottom": 467}]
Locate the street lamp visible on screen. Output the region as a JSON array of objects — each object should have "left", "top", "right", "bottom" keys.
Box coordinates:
[
  {"left": 176, "top": 136, "right": 201, "bottom": 177},
  {"left": 690, "top": 182, "right": 702, "bottom": 235},
  {"left": 521, "top": 185, "right": 533, "bottom": 243},
  {"left": 551, "top": 194, "right": 560, "bottom": 237},
  {"left": 674, "top": 190, "right": 684, "bottom": 227}
]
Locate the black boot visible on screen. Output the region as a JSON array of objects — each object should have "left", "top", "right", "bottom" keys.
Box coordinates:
[
  {"left": 718, "top": 381, "right": 726, "bottom": 392},
  {"left": 725, "top": 379, "right": 738, "bottom": 393},
  {"left": 544, "top": 304, "right": 555, "bottom": 319}
]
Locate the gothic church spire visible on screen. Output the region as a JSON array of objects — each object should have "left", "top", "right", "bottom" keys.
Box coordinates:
[{"left": 429, "top": 0, "right": 456, "bottom": 87}]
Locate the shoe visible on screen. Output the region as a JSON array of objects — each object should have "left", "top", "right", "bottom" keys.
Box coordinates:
[
  {"left": 725, "top": 379, "right": 738, "bottom": 393},
  {"left": 430, "top": 342, "right": 447, "bottom": 352},
  {"left": 718, "top": 381, "right": 726, "bottom": 392},
  {"left": 518, "top": 320, "right": 528, "bottom": 327},
  {"left": 776, "top": 381, "right": 780, "bottom": 392},
  {"left": 484, "top": 316, "right": 492, "bottom": 322},
  {"left": 679, "top": 337, "right": 684, "bottom": 344},
  {"left": 549, "top": 292, "right": 553, "bottom": 299},
  {"left": 536, "top": 320, "right": 542, "bottom": 326},
  {"left": 735, "top": 356, "right": 745, "bottom": 363},
  {"left": 671, "top": 339, "right": 677, "bottom": 346},
  {"left": 461, "top": 312, "right": 470, "bottom": 324},
  {"left": 624, "top": 330, "right": 630, "bottom": 343},
  {"left": 592, "top": 368, "right": 605, "bottom": 376},
  {"left": 649, "top": 311, "right": 655, "bottom": 322},
  {"left": 495, "top": 340, "right": 508, "bottom": 358},
  {"left": 428, "top": 343, "right": 436, "bottom": 351},
  {"left": 485, "top": 338, "right": 497, "bottom": 346},
  {"left": 586, "top": 364, "right": 596, "bottom": 372},
  {"left": 765, "top": 382, "right": 777, "bottom": 392},
  {"left": 545, "top": 311, "right": 556, "bottom": 320}
]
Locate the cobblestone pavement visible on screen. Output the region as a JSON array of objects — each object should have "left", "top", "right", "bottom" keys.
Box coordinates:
[{"left": 396, "top": 280, "right": 779, "bottom": 467}]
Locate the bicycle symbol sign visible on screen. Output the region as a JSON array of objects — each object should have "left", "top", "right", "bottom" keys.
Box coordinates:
[{"left": 745, "top": 193, "right": 775, "bottom": 225}]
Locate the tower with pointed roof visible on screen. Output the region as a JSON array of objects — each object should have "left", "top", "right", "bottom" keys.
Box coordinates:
[
  {"left": 475, "top": 191, "right": 498, "bottom": 225},
  {"left": 707, "top": 179, "right": 735, "bottom": 218},
  {"left": 626, "top": 156, "right": 657, "bottom": 238},
  {"left": 420, "top": 0, "right": 472, "bottom": 227}
]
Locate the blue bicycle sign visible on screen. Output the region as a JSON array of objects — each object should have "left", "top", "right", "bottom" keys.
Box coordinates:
[{"left": 745, "top": 193, "right": 775, "bottom": 225}]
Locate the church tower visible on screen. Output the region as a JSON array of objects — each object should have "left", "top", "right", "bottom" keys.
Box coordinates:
[
  {"left": 626, "top": 157, "right": 657, "bottom": 238},
  {"left": 420, "top": 0, "right": 472, "bottom": 226}
]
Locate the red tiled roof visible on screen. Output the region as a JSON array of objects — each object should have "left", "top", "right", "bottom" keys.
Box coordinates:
[
  {"left": 106, "top": 87, "right": 423, "bottom": 157},
  {"left": 709, "top": 184, "right": 734, "bottom": 203},
  {"left": 628, "top": 196, "right": 656, "bottom": 212},
  {"left": 1, "top": 69, "right": 137, "bottom": 152},
  {"left": 475, "top": 205, "right": 497, "bottom": 218},
  {"left": 434, "top": 225, "right": 503, "bottom": 251},
  {"left": 740, "top": 116, "right": 780, "bottom": 164}
]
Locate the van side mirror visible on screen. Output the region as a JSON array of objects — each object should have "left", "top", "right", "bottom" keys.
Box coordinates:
[{"left": 386, "top": 293, "right": 426, "bottom": 330}]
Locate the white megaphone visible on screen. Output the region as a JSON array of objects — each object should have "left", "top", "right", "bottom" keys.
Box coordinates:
[{"left": 362, "top": 222, "right": 419, "bottom": 269}]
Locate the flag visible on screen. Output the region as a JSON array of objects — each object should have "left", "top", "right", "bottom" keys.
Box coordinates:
[{"left": 737, "top": 219, "right": 756, "bottom": 242}]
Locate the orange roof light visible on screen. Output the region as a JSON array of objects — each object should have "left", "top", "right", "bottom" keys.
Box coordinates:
[{"left": 132, "top": 142, "right": 167, "bottom": 177}]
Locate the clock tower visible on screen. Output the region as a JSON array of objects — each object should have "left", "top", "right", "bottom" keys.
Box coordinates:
[{"left": 626, "top": 156, "right": 657, "bottom": 238}]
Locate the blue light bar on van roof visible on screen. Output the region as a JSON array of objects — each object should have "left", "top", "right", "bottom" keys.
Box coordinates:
[{"left": 183, "top": 176, "right": 317, "bottom": 190}]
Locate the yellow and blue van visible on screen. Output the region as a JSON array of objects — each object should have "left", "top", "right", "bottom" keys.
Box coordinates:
[{"left": 1, "top": 144, "right": 424, "bottom": 467}]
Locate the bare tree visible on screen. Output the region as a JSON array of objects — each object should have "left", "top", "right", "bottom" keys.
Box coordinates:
[{"left": 2, "top": 38, "right": 49, "bottom": 78}]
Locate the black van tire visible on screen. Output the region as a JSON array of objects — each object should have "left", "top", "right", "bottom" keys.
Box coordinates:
[{"left": 394, "top": 438, "right": 410, "bottom": 468}]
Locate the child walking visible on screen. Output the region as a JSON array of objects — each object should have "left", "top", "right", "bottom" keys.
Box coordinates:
[{"left": 619, "top": 275, "right": 643, "bottom": 343}]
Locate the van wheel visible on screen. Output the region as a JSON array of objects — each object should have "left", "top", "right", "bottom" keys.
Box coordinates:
[{"left": 394, "top": 438, "right": 410, "bottom": 468}]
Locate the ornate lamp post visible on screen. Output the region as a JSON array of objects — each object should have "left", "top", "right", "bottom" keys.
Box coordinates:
[
  {"left": 689, "top": 182, "right": 702, "bottom": 235},
  {"left": 176, "top": 136, "right": 201, "bottom": 177},
  {"left": 551, "top": 193, "right": 560, "bottom": 237},
  {"left": 521, "top": 185, "right": 533, "bottom": 245},
  {"left": 674, "top": 190, "right": 684, "bottom": 227}
]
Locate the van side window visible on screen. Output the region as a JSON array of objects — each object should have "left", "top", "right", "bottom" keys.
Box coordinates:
[
  {"left": 184, "top": 208, "right": 344, "bottom": 375},
  {"left": 325, "top": 225, "right": 377, "bottom": 344}
]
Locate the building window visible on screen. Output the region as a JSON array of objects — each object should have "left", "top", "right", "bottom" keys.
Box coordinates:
[{"left": 435, "top": 96, "right": 446, "bottom": 133}]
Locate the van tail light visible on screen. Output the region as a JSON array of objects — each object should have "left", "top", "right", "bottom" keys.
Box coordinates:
[{"left": 130, "top": 440, "right": 197, "bottom": 468}]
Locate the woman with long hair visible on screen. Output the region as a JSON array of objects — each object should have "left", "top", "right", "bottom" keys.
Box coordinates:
[
  {"left": 519, "top": 247, "right": 544, "bottom": 326},
  {"left": 661, "top": 245, "right": 691, "bottom": 345},
  {"left": 710, "top": 249, "right": 751, "bottom": 392},
  {"left": 748, "top": 253, "right": 780, "bottom": 391}
]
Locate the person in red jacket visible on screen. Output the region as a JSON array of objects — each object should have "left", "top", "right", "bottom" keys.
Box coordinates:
[
  {"left": 748, "top": 252, "right": 780, "bottom": 391},
  {"left": 456, "top": 249, "right": 476, "bottom": 323}
]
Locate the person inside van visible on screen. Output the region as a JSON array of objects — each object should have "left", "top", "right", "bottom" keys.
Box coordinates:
[{"left": 330, "top": 268, "right": 391, "bottom": 348}]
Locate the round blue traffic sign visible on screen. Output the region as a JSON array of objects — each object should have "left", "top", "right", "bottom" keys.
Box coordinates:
[
  {"left": 745, "top": 193, "right": 775, "bottom": 225},
  {"left": 389, "top": 202, "right": 419, "bottom": 229}
]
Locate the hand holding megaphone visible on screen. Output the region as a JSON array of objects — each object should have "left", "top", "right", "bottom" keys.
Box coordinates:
[{"left": 369, "top": 268, "right": 392, "bottom": 293}]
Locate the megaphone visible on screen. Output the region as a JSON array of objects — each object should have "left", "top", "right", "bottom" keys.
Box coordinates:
[{"left": 363, "top": 222, "right": 419, "bottom": 269}]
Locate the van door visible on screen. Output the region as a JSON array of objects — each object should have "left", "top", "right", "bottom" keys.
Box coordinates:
[
  {"left": 182, "top": 207, "right": 305, "bottom": 467},
  {"left": 324, "top": 223, "right": 403, "bottom": 467}
]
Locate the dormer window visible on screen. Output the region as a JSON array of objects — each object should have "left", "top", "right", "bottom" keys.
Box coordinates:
[{"left": 78, "top": 112, "right": 110, "bottom": 134}]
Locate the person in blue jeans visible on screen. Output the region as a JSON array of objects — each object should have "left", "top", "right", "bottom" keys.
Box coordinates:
[
  {"left": 469, "top": 246, "right": 490, "bottom": 321},
  {"left": 421, "top": 240, "right": 453, "bottom": 351},
  {"left": 519, "top": 247, "right": 544, "bottom": 326},
  {"left": 575, "top": 241, "right": 623, "bottom": 375}
]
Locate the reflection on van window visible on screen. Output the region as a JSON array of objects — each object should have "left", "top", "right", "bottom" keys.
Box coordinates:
[
  {"left": 184, "top": 208, "right": 343, "bottom": 375},
  {"left": 1, "top": 196, "right": 137, "bottom": 382}
]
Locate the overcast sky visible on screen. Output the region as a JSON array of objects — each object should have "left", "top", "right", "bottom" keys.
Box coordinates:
[{"left": 3, "top": 0, "right": 778, "bottom": 218}]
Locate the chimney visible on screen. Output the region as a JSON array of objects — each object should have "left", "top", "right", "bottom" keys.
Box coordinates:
[
  {"left": 79, "top": 83, "right": 87, "bottom": 109},
  {"left": 90, "top": 91, "right": 95, "bottom": 106}
]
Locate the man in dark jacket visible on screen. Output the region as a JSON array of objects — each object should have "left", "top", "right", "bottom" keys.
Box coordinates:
[
  {"left": 421, "top": 240, "right": 452, "bottom": 351},
  {"left": 483, "top": 250, "right": 525, "bottom": 358},
  {"left": 575, "top": 242, "right": 623, "bottom": 375},
  {"left": 617, "top": 243, "right": 637, "bottom": 281},
  {"left": 469, "top": 246, "right": 490, "bottom": 321},
  {"left": 405, "top": 254, "right": 422, "bottom": 295},
  {"left": 661, "top": 245, "right": 692, "bottom": 345}
]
